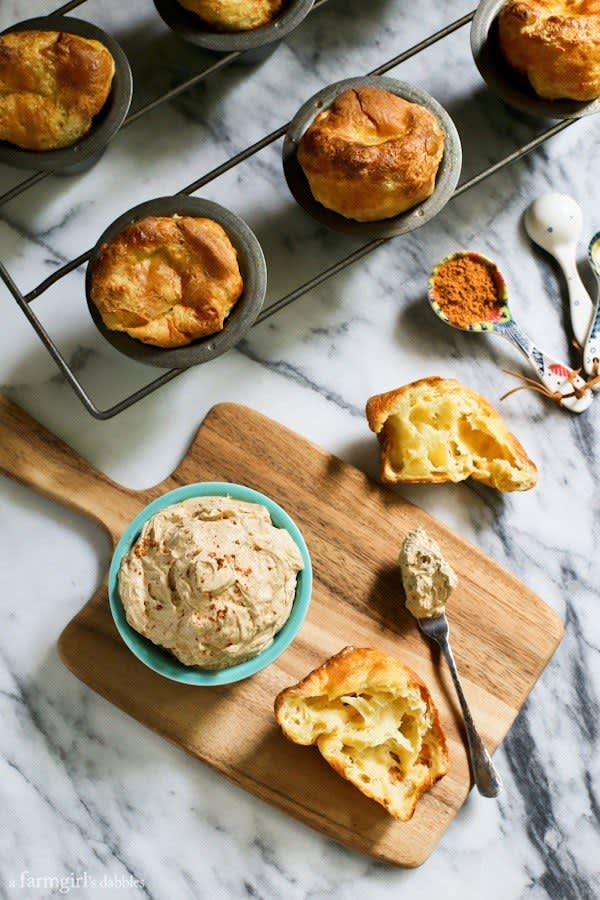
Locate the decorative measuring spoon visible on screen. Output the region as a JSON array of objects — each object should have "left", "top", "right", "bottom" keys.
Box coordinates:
[
  {"left": 428, "top": 251, "right": 593, "bottom": 414},
  {"left": 583, "top": 232, "right": 600, "bottom": 381},
  {"left": 524, "top": 193, "right": 595, "bottom": 354}
]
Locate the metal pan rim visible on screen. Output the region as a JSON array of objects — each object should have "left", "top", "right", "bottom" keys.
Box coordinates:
[
  {"left": 0, "top": 15, "right": 133, "bottom": 173},
  {"left": 471, "top": 0, "right": 600, "bottom": 120},
  {"left": 153, "top": 0, "right": 315, "bottom": 52},
  {"left": 85, "top": 195, "right": 267, "bottom": 369},
  {"left": 282, "top": 75, "right": 463, "bottom": 239}
]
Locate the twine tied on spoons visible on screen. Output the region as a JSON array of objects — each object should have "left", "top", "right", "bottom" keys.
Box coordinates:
[{"left": 500, "top": 366, "right": 600, "bottom": 406}]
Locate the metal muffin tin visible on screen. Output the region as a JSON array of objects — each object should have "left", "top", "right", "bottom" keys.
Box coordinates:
[
  {"left": 282, "top": 76, "right": 462, "bottom": 239},
  {"left": 86, "top": 196, "right": 267, "bottom": 369},
  {"left": 153, "top": 0, "right": 315, "bottom": 55},
  {"left": 471, "top": 0, "right": 600, "bottom": 120},
  {"left": 0, "top": 3, "right": 587, "bottom": 419},
  {"left": 0, "top": 15, "right": 133, "bottom": 174}
]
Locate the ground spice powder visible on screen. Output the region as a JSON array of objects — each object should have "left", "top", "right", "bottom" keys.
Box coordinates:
[{"left": 432, "top": 255, "right": 503, "bottom": 328}]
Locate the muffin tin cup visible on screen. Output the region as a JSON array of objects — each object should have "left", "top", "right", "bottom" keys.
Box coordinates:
[
  {"left": 54, "top": 148, "right": 107, "bottom": 177},
  {"left": 282, "top": 76, "right": 462, "bottom": 239},
  {"left": 85, "top": 195, "right": 267, "bottom": 369},
  {"left": 0, "top": 16, "right": 133, "bottom": 174},
  {"left": 471, "top": 0, "right": 600, "bottom": 120},
  {"left": 153, "top": 0, "right": 315, "bottom": 60}
]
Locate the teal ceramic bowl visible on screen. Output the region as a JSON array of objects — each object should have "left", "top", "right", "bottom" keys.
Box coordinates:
[{"left": 108, "top": 482, "right": 312, "bottom": 686}]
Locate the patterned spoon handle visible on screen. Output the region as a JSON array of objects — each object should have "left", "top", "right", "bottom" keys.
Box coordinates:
[
  {"left": 501, "top": 320, "right": 593, "bottom": 413},
  {"left": 555, "top": 251, "right": 596, "bottom": 350},
  {"left": 583, "top": 289, "right": 600, "bottom": 382}
]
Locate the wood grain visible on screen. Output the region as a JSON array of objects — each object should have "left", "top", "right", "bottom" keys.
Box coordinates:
[
  {"left": 0, "top": 392, "right": 141, "bottom": 540},
  {"left": 0, "top": 395, "right": 563, "bottom": 867}
]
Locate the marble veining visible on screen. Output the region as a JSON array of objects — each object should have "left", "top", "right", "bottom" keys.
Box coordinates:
[{"left": 0, "top": 0, "right": 599, "bottom": 897}]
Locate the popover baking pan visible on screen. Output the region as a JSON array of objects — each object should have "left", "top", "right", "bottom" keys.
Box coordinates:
[
  {"left": 471, "top": 0, "right": 600, "bottom": 120},
  {"left": 0, "top": 16, "right": 133, "bottom": 174},
  {"left": 86, "top": 196, "right": 267, "bottom": 369},
  {"left": 282, "top": 76, "right": 462, "bottom": 239},
  {"left": 153, "top": 0, "right": 314, "bottom": 55}
]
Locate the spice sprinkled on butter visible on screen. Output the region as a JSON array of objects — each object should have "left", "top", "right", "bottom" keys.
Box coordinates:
[{"left": 119, "top": 496, "right": 303, "bottom": 669}]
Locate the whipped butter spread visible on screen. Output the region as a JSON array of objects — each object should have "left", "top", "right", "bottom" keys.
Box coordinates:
[
  {"left": 118, "top": 496, "right": 303, "bottom": 669},
  {"left": 398, "top": 528, "right": 457, "bottom": 619}
]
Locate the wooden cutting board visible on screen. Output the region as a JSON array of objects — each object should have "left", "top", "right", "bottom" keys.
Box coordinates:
[{"left": 0, "top": 393, "right": 563, "bottom": 867}]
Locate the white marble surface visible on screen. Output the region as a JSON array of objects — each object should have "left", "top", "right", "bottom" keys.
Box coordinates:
[{"left": 1, "top": 0, "right": 599, "bottom": 897}]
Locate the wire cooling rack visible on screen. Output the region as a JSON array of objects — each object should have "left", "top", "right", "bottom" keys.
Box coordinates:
[{"left": 0, "top": 0, "right": 578, "bottom": 419}]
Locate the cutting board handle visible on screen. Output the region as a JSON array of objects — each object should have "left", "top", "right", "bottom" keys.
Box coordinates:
[{"left": 0, "top": 392, "right": 140, "bottom": 541}]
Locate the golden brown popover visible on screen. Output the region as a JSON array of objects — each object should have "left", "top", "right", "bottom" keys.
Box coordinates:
[
  {"left": 177, "top": 0, "right": 285, "bottom": 31},
  {"left": 275, "top": 647, "right": 450, "bottom": 822},
  {"left": 90, "top": 215, "right": 244, "bottom": 349},
  {"left": 499, "top": 0, "right": 600, "bottom": 100},
  {"left": 366, "top": 377, "right": 538, "bottom": 491},
  {"left": 296, "top": 87, "right": 445, "bottom": 222},
  {"left": 0, "top": 30, "right": 115, "bottom": 151}
]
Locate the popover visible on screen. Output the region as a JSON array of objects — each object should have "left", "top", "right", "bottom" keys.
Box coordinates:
[
  {"left": 275, "top": 646, "right": 450, "bottom": 821},
  {"left": 296, "top": 86, "right": 445, "bottom": 222},
  {"left": 498, "top": 0, "right": 600, "bottom": 100},
  {"left": 366, "top": 377, "right": 538, "bottom": 491},
  {"left": 177, "top": 0, "right": 285, "bottom": 31},
  {"left": 90, "top": 215, "right": 244, "bottom": 349},
  {"left": 0, "top": 30, "right": 115, "bottom": 151}
]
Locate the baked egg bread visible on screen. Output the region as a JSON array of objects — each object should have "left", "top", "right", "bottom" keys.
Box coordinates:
[
  {"left": 366, "top": 377, "right": 538, "bottom": 491},
  {"left": 90, "top": 214, "right": 244, "bottom": 348},
  {"left": 297, "top": 86, "right": 445, "bottom": 222},
  {"left": 498, "top": 0, "right": 600, "bottom": 100},
  {"left": 0, "top": 30, "right": 115, "bottom": 151},
  {"left": 275, "top": 647, "right": 449, "bottom": 821},
  {"left": 177, "top": 0, "right": 285, "bottom": 30}
]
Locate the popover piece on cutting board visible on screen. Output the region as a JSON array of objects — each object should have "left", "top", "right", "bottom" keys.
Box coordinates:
[
  {"left": 89, "top": 214, "right": 244, "bottom": 348},
  {"left": 366, "top": 377, "right": 538, "bottom": 491},
  {"left": 297, "top": 86, "right": 445, "bottom": 222},
  {"left": 275, "top": 646, "right": 450, "bottom": 821},
  {"left": 499, "top": 0, "right": 600, "bottom": 100},
  {"left": 177, "top": 0, "right": 285, "bottom": 30},
  {"left": 0, "top": 30, "right": 115, "bottom": 150}
]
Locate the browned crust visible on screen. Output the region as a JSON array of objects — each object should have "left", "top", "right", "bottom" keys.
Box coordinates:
[
  {"left": 89, "top": 214, "right": 244, "bottom": 349},
  {"left": 366, "top": 376, "right": 446, "bottom": 435},
  {"left": 274, "top": 646, "right": 450, "bottom": 821},
  {"left": 0, "top": 30, "right": 115, "bottom": 150},
  {"left": 367, "top": 378, "right": 450, "bottom": 484},
  {"left": 365, "top": 376, "right": 538, "bottom": 487},
  {"left": 178, "top": 0, "right": 284, "bottom": 31},
  {"left": 297, "top": 87, "right": 445, "bottom": 222},
  {"left": 499, "top": 0, "right": 600, "bottom": 100}
]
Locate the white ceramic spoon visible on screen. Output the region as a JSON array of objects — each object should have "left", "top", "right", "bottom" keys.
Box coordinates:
[{"left": 524, "top": 193, "right": 595, "bottom": 363}]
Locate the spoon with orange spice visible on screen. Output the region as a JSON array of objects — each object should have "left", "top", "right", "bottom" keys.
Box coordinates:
[{"left": 428, "top": 251, "right": 592, "bottom": 413}]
